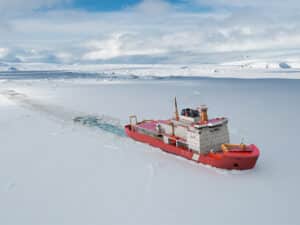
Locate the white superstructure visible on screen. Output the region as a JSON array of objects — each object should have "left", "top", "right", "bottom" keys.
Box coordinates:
[{"left": 158, "top": 106, "right": 230, "bottom": 154}]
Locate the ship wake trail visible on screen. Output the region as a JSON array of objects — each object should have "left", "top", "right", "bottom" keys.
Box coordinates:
[
  {"left": 73, "top": 116, "right": 125, "bottom": 137},
  {"left": 1, "top": 89, "right": 125, "bottom": 137}
]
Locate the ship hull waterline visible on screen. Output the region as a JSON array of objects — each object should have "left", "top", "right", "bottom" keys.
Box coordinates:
[{"left": 125, "top": 125, "right": 259, "bottom": 170}]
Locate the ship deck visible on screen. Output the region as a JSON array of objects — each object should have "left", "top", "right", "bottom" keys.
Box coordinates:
[
  {"left": 136, "top": 120, "right": 185, "bottom": 141},
  {"left": 136, "top": 117, "right": 227, "bottom": 132},
  {"left": 136, "top": 120, "right": 160, "bottom": 132}
]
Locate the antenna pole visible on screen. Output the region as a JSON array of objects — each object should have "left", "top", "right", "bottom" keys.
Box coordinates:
[{"left": 174, "top": 97, "right": 179, "bottom": 121}]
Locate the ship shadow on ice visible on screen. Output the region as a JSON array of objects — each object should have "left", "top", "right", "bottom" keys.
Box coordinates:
[{"left": 1, "top": 89, "right": 126, "bottom": 137}]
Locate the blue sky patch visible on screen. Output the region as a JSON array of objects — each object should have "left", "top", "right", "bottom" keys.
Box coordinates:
[{"left": 71, "top": 0, "right": 142, "bottom": 11}]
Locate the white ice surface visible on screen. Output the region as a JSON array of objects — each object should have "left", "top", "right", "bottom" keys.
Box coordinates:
[{"left": 0, "top": 77, "right": 299, "bottom": 225}]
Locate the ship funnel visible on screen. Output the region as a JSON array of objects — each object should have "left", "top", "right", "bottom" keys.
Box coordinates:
[{"left": 199, "top": 105, "right": 208, "bottom": 123}]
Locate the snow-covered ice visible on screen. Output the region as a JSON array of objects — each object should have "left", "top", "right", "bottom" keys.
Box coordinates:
[
  {"left": 2, "top": 48, "right": 300, "bottom": 80},
  {"left": 1, "top": 53, "right": 300, "bottom": 80},
  {"left": 0, "top": 72, "right": 299, "bottom": 225},
  {"left": 4, "top": 63, "right": 300, "bottom": 79}
]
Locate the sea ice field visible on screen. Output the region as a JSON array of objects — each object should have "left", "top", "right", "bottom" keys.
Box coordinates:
[{"left": 0, "top": 71, "right": 299, "bottom": 225}]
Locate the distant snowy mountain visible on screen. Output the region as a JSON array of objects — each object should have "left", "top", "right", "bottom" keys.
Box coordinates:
[{"left": 1, "top": 49, "right": 300, "bottom": 79}]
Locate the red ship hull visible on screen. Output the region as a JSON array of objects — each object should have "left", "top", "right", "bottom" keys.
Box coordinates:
[{"left": 125, "top": 125, "right": 259, "bottom": 170}]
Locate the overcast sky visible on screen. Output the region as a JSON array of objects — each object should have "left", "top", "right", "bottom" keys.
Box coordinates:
[{"left": 0, "top": 0, "right": 299, "bottom": 64}]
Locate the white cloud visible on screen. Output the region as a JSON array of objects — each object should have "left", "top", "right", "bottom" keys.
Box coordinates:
[
  {"left": 194, "top": 0, "right": 300, "bottom": 9},
  {"left": 83, "top": 32, "right": 168, "bottom": 61},
  {"left": 128, "top": 0, "right": 175, "bottom": 14},
  {"left": 1, "top": 0, "right": 300, "bottom": 64},
  {"left": 83, "top": 34, "right": 123, "bottom": 60},
  {"left": 0, "top": 0, "right": 71, "bottom": 14},
  {"left": 0, "top": 48, "right": 9, "bottom": 58}
]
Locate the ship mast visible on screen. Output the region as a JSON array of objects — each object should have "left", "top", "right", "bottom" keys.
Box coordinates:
[{"left": 174, "top": 97, "right": 179, "bottom": 121}]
